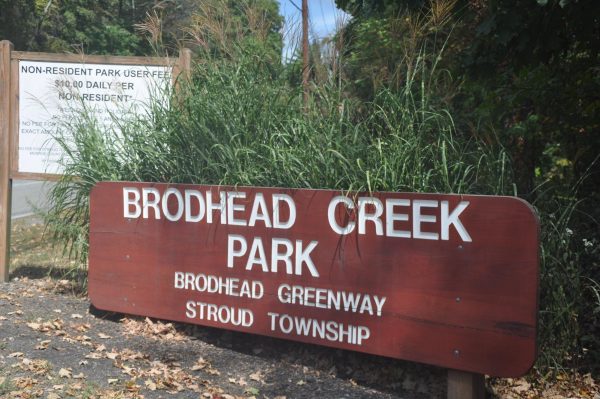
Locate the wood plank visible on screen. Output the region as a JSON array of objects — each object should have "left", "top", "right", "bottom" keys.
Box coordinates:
[
  {"left": 10, "top": 58, "right": 18, "bottom": 175},
  {"left": 89, "top": 182, "right": 540, "bottom": 377},
  {"left": 175, "top": 48, "right": 192, "bottom": 82},
  {"left": 0, "top": 41, "right": 13, "bottom": 282},
  {"left": 12, "top": 51, "right": 173, "bottom": 66},
  {"left": 447, "top": 370, "right": 485, "bottom": 399},
  {"left": 10, "top": 172, "right": 63, "bottom": 181}
]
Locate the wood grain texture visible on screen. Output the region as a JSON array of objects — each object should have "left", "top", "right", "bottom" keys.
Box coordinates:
[
  {"left": 10, "top": 172, "right": 63, "bottom": 181},
  {"left": 447, "top": 370, "right": 485, "bottom": 399},
  {"left": 9, "top": 58, "right": 18, "bottom": 175},
  {"left": 89, "top": 182, "right": 540, "bottom": 377},
  {"left": 0, "top": 41, "right": 13, "bottom": 282},
  {"left": 174, "top": 48, "right": 192, "bottom": 83},
  {"left": 12, "top": 51, "right": 174, "bottom": 66}
]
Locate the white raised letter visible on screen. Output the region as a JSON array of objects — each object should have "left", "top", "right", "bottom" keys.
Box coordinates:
[
  {"left": 246, "top": 237, "right": 269, "bottom": 272},
  {"left": 295, "top": 240, "right": 319, "bottom": 277},
  {"left": 185, "top": 301, "right": 196, "bottom": 318},
  {"left": 227, "top": 234, "right": 247, "bottom": 268},
  {"left": 328, "top": 196, "right": 355, "bottom": 235},
  {"left": 123, "top": 187, "right": 141, "bottom": 218},
  {"left": 441, "top": 201, "right": 472, "bottom": 242},
  {"left": 358, "top": 197, "right": 384, "bottom": 235},
  {"left": 273, "top": 194, "right": 296, "bottom": 229},
  {"left": 227, "top": 192, "right": 247, "bottom": 226},
  {"left": 385, "top": 199, "right": 410, "bottom": 238},
  {"left": 249, "top": 193, "right": 272, "bottom": 227},
  {"left": 185, "top": 190, "right": 205, "bottom": 222},
  {"left": 162, "top": 188, "right": 184, "bottom": 221},
  {"left": 174, "top": 272, "right": 184, "bottom": 289},
  {"left": 271, "top": 238, "right": 294, "bottom": 274},
  {"left": 206, "top": 191, "right": 227, "bottom": 224},
  {"left": 142, "top": 187, "right": 161, "bottom": 219},
  {"left": 413, "top": 200, "right": 438, "bottom": 240}
]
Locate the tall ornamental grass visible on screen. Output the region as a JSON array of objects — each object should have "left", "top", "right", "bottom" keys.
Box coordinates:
[{"left": 45, "top": 48, "right": 512, "bottom": 263}]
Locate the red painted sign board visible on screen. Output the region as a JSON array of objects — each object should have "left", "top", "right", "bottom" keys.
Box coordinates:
[{"left": 88, "top": 182, "right": 539, "bottom": 377}]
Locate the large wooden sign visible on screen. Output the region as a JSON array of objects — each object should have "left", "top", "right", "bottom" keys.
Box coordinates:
[{"left": 89, "top": 182, "right": 539, "bottom": 377}]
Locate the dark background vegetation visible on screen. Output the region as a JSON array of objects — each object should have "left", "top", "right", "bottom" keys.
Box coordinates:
[{"left": 1, "top": 0, "right": 598, "bottom": 375}]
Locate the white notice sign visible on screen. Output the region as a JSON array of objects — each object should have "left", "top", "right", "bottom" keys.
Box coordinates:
[{"left": 18, "top": 61, "right": 171, "bottom": 175}]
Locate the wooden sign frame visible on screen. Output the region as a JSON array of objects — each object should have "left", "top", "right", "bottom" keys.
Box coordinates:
[{"left": 0, "top": 40, "right": 191, "bottom": 282}]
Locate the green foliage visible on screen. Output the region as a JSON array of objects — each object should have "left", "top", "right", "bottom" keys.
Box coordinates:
[
  {"left": 465, "top": 0, "right": 600, "bottom": 69},
  {"left": 0, "top": 0, "right": 37, "bottom": 49},
  {"left": 0, "top": 0, "right": 149, "bottom": 54},
  {"left": 182, "top": 0, "right": 283, "bottom": 65},
  {"left": 336, "top": 0, "right": 457, "bottom": 100},
  {"left": 39, "top": 2, "right": 143, "bottom": 55},
  {"left": 0, "top": 0, "right": 284, "bottom": 56},
  {"left": 335, "top": 0, "right": 427, "bottom": 16}
]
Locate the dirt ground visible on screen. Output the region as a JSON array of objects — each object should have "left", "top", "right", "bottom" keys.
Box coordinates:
[{"left": 1, "top": 273, "right": 447, "bottom": 399}]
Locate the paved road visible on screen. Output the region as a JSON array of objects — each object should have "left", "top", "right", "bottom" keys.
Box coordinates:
[{"left": 11, "top": 180, "right": 54, "bottom": 219}]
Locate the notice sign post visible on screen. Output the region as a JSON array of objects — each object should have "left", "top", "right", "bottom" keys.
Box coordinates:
[
  {"left": 89, "top": 182, "right": 539, "bottom": 386},
  {"left": 0, "top": 39, "right": 191, "bottom": 282}
]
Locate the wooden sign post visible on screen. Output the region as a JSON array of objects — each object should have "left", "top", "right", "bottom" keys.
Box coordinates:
[
  {"left": 0, "top": 41, "right": 13, "bottom": 282},
  {"left": 89, "top": 182, "right": 539, "bottom": 397},
  {"left": 0, "top": 40, "right": 191, "bottom": 282}
]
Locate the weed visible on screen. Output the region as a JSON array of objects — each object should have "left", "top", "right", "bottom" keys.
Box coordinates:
[{"left": 0, "top": 373, "right": 14, "bottom": 395}]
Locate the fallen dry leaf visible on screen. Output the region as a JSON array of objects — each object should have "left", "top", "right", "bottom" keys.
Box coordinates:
[
  {"left": 145, "top": 379, "right": 157, "bottom": 391},
  {"left": 35, "top": 339, "right": 51, "bottom": 350},
  {"left": 249, "top": 371, "right": 262, "bottom": 382},
  {"left": 13, "top": 376, "right": 37, "bottom": 389},
  {"left": 58, "top": 368, "right": 72, "bottom": 378},
  {"left": 191, "top": 357, "right": 209, "bottom": 371},
  {"left": 27, "top": 322, "right": 41, "bottom": 330}
]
